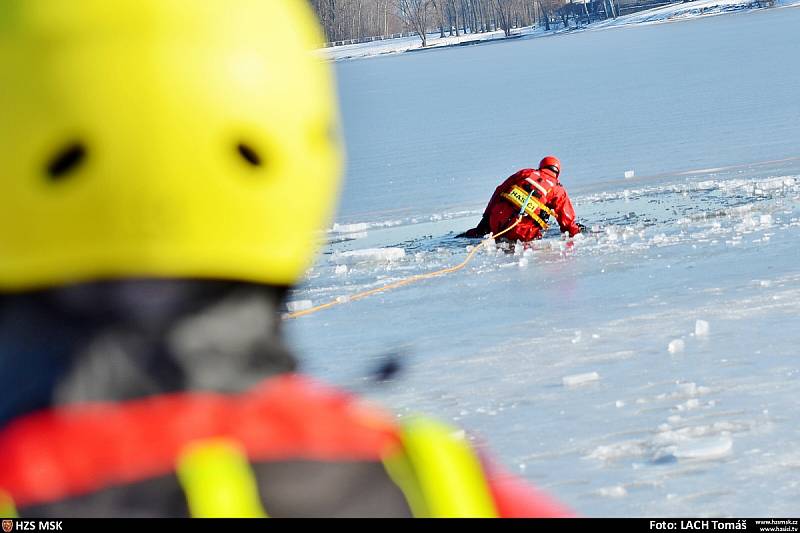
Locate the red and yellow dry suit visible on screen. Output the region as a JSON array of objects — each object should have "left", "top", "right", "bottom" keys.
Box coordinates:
[
  {"left": 466, "top": 168, "right": 581, "bottom": 241},
  {"left": 0, "top": 375, "right": 571, "bottom": 518}
]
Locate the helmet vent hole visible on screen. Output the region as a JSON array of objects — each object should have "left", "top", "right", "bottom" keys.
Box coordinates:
[
  {"left": 47, "top": 143, "right": 86, "bottom": 181},
  {"left": 237, "top": 143, "right": 262, "bottom": 167}
]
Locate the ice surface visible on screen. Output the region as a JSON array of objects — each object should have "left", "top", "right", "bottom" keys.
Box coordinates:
[
  {"left": 332, "top": 9, "right": 800, "bottom": 222},
  {"left": 288, "top": 6, "right": 800, "bottom": 518},
  {"left": 676, "top": 398, "right": 701, "bottom": 411}
]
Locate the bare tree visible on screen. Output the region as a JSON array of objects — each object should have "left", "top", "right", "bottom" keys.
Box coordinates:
[
  {"left": 539, "top": 0, "right": 568, "bottom": 30},
  {"left": 396, "top": 0, "right": 434, "bottom": 46},
  {"left": 447, "top": 0, "right": 461, "bottom": 36},
  {"left": 433, "top": 0, "right": 447, "bottom": 37},
  {"left": 493, "top": 0, "right": 522, "bottom": 37},
  {"left": 607, "top": 0, "right": 618, "bottom": 19},
  {"left": 308, "top": 0, "right": 580, "bottom": 45},
  {"left": 310, "top": 0, "right": 404, "bottom": 43}
]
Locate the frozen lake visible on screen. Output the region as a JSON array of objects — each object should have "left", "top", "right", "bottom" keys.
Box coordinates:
[{"left": 287, "top": 7, "right": 800, "bottom": 517}]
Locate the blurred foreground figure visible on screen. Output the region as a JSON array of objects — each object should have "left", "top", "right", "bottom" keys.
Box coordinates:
[
  {"left": 462, "top": 156, "right": 583, "bottom": 241},
  {"left": 0, "top": 0, "right": 571, "bottom": 517}
]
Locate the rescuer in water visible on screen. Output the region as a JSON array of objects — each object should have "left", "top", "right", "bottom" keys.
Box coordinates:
[{"left": 462, "top": 156, "right": 583, "bottom": 241}]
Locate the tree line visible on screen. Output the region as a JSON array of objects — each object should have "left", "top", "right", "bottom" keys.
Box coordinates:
[{"left": 309, "top": 0, "right": 622, "bottom": 47}]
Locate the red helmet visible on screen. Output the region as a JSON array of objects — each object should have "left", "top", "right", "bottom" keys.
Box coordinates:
[{"left": 539, "top": 156, "right": 561, "bottom": 177}]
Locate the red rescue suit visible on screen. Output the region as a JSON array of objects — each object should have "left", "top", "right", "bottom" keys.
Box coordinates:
[
  {"left": 0, "top": 281, "right": 575, "bottom": 518},
  {"left": 0, "top": 375, "right": 573, "bottom": 518},
  {"left": 466, "top": 168, "right": 581, "bottom": 241}
]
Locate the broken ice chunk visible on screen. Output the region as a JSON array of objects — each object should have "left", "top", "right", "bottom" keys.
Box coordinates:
[
  {"left": 286, "top": 300, "right": 312, "bottom": 312},
  {"left": 332, "top": 222, "right": 368, "bottom": 233},
  {"left": 597, "top": 485, "right": 628, "bottom": 498},
  {"left": 668, "top": 339, "right": 685, "bottom": 354},
  {"left": 562, "top": 372, "right": 600, "bottom": 387},
  {"left": 332, "top": 248, "right": 405, "bottom": 265},
  {"left": 672, "top": 436, "right": 733, "bottom": 461}
]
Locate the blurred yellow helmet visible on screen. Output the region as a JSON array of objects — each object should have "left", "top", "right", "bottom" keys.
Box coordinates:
[{"left": 0, "top": 0, "right": 343, "bottom": 291}]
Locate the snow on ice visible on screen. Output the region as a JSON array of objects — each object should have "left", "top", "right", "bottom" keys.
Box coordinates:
[{"left": 331, "top": 248, "right": 405, "bottom": 265}]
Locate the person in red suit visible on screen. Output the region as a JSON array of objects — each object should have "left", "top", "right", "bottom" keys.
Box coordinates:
[
  {"left": 0, "top": 0, "right": 574, "bottom": 519},
  {"left": 462, "top": 156, "right": 583, "bottom": 241}
]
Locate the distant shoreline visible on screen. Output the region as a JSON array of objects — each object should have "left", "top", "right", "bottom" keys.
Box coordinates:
[{"left": 320, "top": 0, "right": 799, "bottom": 63}]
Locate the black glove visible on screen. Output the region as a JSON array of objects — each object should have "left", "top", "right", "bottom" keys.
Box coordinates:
[{"left": 458, "top": 215, "right": 491, "bottom": 239}]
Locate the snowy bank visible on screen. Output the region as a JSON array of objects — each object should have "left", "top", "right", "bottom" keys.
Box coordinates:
[{"left": 319, "top": 0, "right": 800, "bottom": 62}]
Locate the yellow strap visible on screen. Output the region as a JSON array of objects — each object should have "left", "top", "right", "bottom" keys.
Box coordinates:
[
  {"left": 0, "top": 490, "right": 18, "bottom": 518},
  {"left": 176, "top": 438, "right": 268, "bottom": 518},
  {"left": 505, "top": 185, "right": 555, "bottom": 217},
  {"left": 502, "top": 185, "right": 555, "bottom": 229},
  {"left": 384, "top": 418, "right": 498, "bottom": 518},
  {"left": 382, "top": 449, "right": 430, "bottom": 517}
]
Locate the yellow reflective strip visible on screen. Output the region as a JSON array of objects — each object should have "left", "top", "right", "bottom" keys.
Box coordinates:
[
  {"left": 531, "top": 198, "right": 555, "bottom": 219},
  {"left": 504, "top": 186, "right": 530, "bottom": 209},
  {"left": 0, "top": 490, "right": 18, "bottom": 517},
  {"left": 508, "top": 185, "right": 555, "bottom": 218},
  {"left": 176, "top": 438, "right": 268, "bottom": 518},
  {"left": 502, "top": 188, "right": 550, "bottom": 230},
  {"left": 399, "top": 418, "right": 498, "bottom": 518},
  {"left": 382, "top": 449, "right": 431, "bottom": 518},
  {"left": 526, "top": 207, "right": 550, "bottom": 231}
]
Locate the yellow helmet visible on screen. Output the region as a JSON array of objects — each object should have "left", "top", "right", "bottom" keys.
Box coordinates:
[{"left": 0, "top": 0, "right": 343, "bottom": 291}]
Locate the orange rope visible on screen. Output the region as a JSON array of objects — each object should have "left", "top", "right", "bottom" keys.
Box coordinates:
[{"left": 285, "top": 216, "right": 522, "bottom": 319}]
